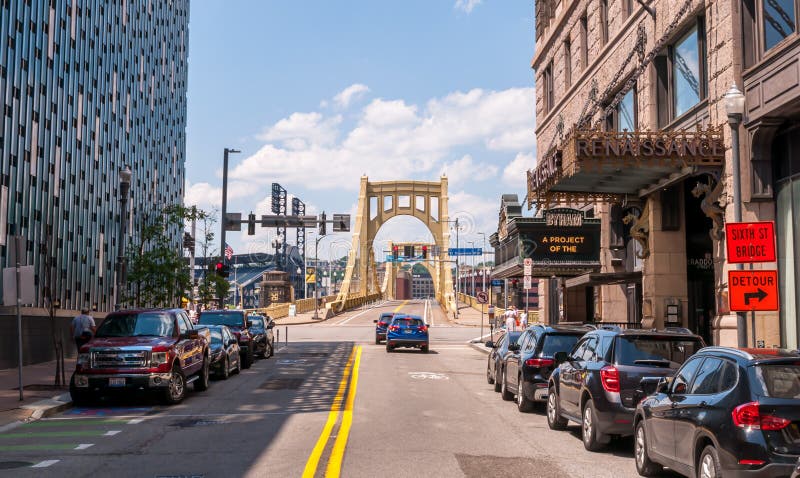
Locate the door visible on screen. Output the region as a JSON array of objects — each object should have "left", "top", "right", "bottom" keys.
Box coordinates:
[
  {"left": 506, "top": 332, "right": 528, "bottom": 390},
  {"left": 562, "top": 337, "right": 596, "bottom": 417},
  {"left": 662, "top": 356, "right": 704, "bottom": 461}
]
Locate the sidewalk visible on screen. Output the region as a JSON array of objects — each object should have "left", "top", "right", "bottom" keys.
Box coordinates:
[
  {"left": 0, "top": 358, "right": 75, "bottom": 431},
  {"left": 272, "top": 308, "right": 334, "bottom": 326}
]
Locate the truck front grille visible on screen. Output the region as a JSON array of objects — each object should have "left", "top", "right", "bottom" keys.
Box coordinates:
[{"left": 91, "top": 350, "right": 149, "bottom": 368}]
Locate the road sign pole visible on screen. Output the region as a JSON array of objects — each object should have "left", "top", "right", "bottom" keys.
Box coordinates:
[{"left": 15, "top": 236, "right": 23, "bottom": 401}]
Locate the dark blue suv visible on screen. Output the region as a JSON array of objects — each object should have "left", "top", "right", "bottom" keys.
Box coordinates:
[
  {"left": 386, "top": 315, "right": 429, "bottom": 353},
  {"left": 634, "top": 347, "right": 800, "bottom": 478},
  {"left": 547, "top": 327, "right": 704, "bottom": 451},
  {"left": 373, "top": 312, "right": 395, "bottom": 344}
]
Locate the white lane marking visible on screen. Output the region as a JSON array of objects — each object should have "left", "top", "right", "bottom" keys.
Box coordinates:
[
  {"left": 31, "top": 460, "right": 59, "bottom": 468},
  {"left": 425, "top": 299, "right": 433, "bottom": 326},
  {"left": 103, "top": 430, "right": 121, "bottom": 436},
  {"left": 74, "top": 444, "right": 94, "bottom": 450},
  {"left": 408, "top": 372, "right": 449, "bottom": 380},
  {"left": 127, "top": 418, "right": 145, "bottom": 425}
]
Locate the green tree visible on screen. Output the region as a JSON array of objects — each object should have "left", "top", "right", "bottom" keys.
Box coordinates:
[{"left": 126, "top": 205, "right": 194, "bottom": 307}]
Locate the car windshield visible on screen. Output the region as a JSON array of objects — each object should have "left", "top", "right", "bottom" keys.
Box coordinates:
[
  {"left": 392, "top": 318, "right": 423, "bottom": 327},
  {"left": 615, "top": 337, "right": 702, "bottom": 367},
  {"left": 209, "top": 328, "right": 223, "bottom": 345},
  {"left": 95, "top": 312, "right": 175, "bottom": 338},
  {"left": 754, "top": 364, "right": 800, "bottom": 398},
  {"left": 198, "top": 312, "right": 244, "bottom": 327},
  {"left": 541, "top": 334, "right": 581, "bottom": 357},
  {"left": 249, "top": 318, "right": 264, "bottom": 330}
]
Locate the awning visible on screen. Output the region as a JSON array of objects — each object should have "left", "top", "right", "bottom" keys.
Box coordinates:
[
  {"left": 565, "top": 271, "right": 642, "bottom": 289},
  {"left": 492, "top": 260, "right": 600, "bottom": 280}
]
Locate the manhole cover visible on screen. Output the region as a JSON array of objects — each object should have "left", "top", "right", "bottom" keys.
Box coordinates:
[
  {"left": 259, "top": 378, "right": 305, "bottom": 390},
  {"left": 171, "top": 419, "right": 223, "bottom": 428},
  {"left": 0, "top": 462, "right": 34, "bottom": 470}
]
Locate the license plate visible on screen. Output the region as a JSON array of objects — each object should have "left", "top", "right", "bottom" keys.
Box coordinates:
[
  {"left": 403, "top": 329, "right": 413, "bottom": 334},
  {"left": 108, "top": 377, "right": 125, "bottom": 387}
]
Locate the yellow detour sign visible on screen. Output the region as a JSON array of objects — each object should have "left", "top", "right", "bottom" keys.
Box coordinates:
[{"left": 306, "top": 267, "right": 316, "bottom": 284}]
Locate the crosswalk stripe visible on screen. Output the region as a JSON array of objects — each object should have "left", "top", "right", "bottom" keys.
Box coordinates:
[
  {"left": 31, "top": 460, "right": 59, "bottom": 468},
  {"left": 74, "top": 443, "right": 94, "bottom": 450}
]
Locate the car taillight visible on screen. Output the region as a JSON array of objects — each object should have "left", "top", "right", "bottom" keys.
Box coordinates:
[
  {"left": 389, "top": 325, "right": 399, "bottom": 332},
  {"left": 733, "top": 402, "right": 791, "bottom": 430},
  {"left": 418, "top": 325, "right": 428, "bottom": 333},
  {"left": 524, "top": 358, "right": 554, "bottom": 368},
  {"left": 600, "top": 366, "right": 621, "bottom": 393}
]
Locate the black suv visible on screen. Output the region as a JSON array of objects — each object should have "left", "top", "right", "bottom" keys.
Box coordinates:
[
  {"left": 547, "top": 326, "right": 704, "bottom": 451},
  {"left": 247, "top": 314, "right": 275, "bottom": 358},
  {"left": 634, "top": 347, "right": 800, "bottom": 478},
  {"left": 198, "top": 310, "right": 256, "bottom": 368},
  {"left": 501, "top": 324, "right": 589, "bottom": 412},
  {"left": 485, "top": 330, "right": 523, "bottom": 393}
]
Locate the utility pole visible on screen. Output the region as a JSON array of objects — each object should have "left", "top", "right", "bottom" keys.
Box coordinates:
[{"left": 219, "top": 148, "right": 240, "bottom": 309}]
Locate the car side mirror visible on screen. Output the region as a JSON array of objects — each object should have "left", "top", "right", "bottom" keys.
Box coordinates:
[
  {"left": 554, "top": 351, "right": 568, "bottom": 364},
  {"left": 485, "top": 340, "right": 495, "bottom": 348},
  {"left": 246, "top": 320, "right": 253, "bottom": 328}
]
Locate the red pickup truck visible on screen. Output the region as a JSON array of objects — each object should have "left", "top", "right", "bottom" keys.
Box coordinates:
[{"left": 69, "top": 308, "right": 211, "bottom": 405}]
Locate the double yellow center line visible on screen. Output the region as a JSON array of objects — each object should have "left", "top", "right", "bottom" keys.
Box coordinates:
[{"left": 302, "top": 345, "right": 363, "bottom": 478}]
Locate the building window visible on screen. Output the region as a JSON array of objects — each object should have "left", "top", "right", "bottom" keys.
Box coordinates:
[
  {"left": 564, "top": 38, "right": 572, "bottom": 86},
  {"left": 600, "top": 0, "right": 609, "bottom": 45},
  {"left": 580, "top": 13, "right": 588, "bottom": 69},
  {"left": 543, "top": 62, "right": 554, "bottom": 114},
  {"left": 655, "top": 18, "right": 706, "bottom": 126},
  {"left": 606, "top": 86, "right": 637, "bottom": 131},
  {"left": 624, "top": 0, "right": 633, "bottom": 17},
  {"left": 763, "top": 0, "right": 796, "bottom": 50}
]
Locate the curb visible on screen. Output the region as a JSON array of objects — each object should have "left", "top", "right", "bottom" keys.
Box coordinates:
[
  {"left": 468, "top": 342, "right": 491, "bottom": 355},
  {"left": 0, "top": 393, "right": 72, "bottom": 433}
]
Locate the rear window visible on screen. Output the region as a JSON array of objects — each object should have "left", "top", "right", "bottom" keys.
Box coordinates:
[
  {"left": 392, "top": 318, "right": 423, "bottom": 327},
  {"left": 615, "top": 337, "right": 702, "bottom": 368},
  {"left": 754, "top": 364, "right": 800, "bottom": 398},
  {"left": 541, "top": 334, "right": 581, "bottom": 357},
  {"left": 508, "top": 331, "right": 522, "bottom": 344},
  {"left": 198, "top": 312, "right": 244, "bottom": 327}
]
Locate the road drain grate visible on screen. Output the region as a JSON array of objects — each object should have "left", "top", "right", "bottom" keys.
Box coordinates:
[
  {"left": 260, "top": 378, "right": 305, "bottom": 390},
  {"left": 171, "top": 419, "right": 223, "bottom": 428},
  {"left": 0, "top": 462, "right": 34, "bottom": 470}
]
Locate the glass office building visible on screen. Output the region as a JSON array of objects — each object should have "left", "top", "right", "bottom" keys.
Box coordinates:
[{"left": 0, "top": 0, "right": 189, "bottom": 312}]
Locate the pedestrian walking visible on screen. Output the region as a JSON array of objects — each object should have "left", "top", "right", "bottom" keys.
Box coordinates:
[
  {"left": 505, "top": 309, "right": 516, "bottom": 331},
  {"left": 70, "top": 308, "right": 96, "bottom": 351},
  {"left": 520, "top": 309, "right": 528, "bottom": 329}
]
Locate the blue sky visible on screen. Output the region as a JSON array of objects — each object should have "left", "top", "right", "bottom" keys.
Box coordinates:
[{"left": 185, "top": 1, "right": 537, "bottom": 260}]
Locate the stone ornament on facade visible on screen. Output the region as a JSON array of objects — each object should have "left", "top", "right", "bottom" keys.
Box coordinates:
[
  {"left": 691, "top": 174, "right": 725, "bottom": 241},
  {"left": 622, "top": 202, "right": 650, "bottom": 260}
]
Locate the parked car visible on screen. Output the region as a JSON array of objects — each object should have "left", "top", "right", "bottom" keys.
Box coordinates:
[
  {"left": 206, "top": 325, "right": 241, "bottom": 379},
  {"left": 70, "top": 308, "right": 211, "bottom": 405},
  {"left": 197, "top": 310, "right": 255, "bottom": 368},
  {"left": 547, "top": 326, "right": 704, "bottom": 451},
  {"left": 501, "top": 324, "right": 588, "bottom": 411},
  {"left": 248, "top": 314, "right": 275, "bottom": 358},
  {"left": 485, "top": 330, "right": 523, "bottom": 393},
  {"left": 373, "top": 312, "right": 395, "bottom": 344},
  {"left": 386, "top": 315, "right": 429, "bottom": 353},
  {"left": 634, "top": 347, "right": 800, "bottom": 478}
]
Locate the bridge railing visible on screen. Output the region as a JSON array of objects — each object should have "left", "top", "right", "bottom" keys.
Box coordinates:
[{"left": 246, "top": 294, "right": 337, "bottom": 319}]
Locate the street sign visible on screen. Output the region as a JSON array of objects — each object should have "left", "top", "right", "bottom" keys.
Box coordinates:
[
  {"left": 224, "top": 213, "right": 242, "bottom": 231},
  {"left": 476, "top": 291, "right": 488, "bottom": 304},
  {"left": 2, "top": 266, "right": 35, "bottom": 305},
  {"left": 523, "top": 276, "right": 532, "bottom": 290},
  {"left": 448, "top": 247, "right": 483, "bottom": 256},
  {"left": 491, "top": 279, "right": 503, "bottom": 287},
  {"left": 332, "top": 214, "right": 350, "bottom": 232},
  {"left": 728, "top": 270, "right": 779, "bottom": 312},
  {"left": 305, "top": 267, "right": 316, "bottom": 284},
  {"left": 726, "top": 222, "right": 776, "bottom": 263},
  {"left": 523, "top": 257, "right": 532, "bottom": 276}
]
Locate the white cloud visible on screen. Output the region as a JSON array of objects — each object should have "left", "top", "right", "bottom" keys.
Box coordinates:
[
  {"left": 256, "top": 112, "right": 342, "bottom": 149},
  {"left": 184, "top": 181, "right": 221, "bottom": 209},
  {"left": 448, "top": 190, "right": 498, "bottom": 236},
  {"left": 440, "top": 154, "right": 498, "bottom": 188},
  {"left": 230, "top": 87, "right": 535, "bottom": 193},
  {"left": 333, "top": 83, "right": 370, "bottom": 108},
  {"left": 454, "top": 0, "right": 482, "bottom": 13},
  {"left": 503, "top": 152, "right": 535, "bottom": 189}
]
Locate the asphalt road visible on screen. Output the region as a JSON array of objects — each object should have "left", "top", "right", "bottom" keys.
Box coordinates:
[{"left": 0, "top": 300, "right": 659, "bottom": 478}]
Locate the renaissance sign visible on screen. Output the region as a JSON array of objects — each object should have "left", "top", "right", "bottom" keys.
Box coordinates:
[{"left": 574, "top": 133, "right": 724, "bottom": 160}]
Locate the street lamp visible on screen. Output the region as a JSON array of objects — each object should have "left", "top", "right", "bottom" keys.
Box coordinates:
[
  {"left": 313, "top": 234, "right": 325, "bottom": 319},
  {"left": 115, "top": 165, "right": 132, "bottom": 310},
  {"left": 272, "top": 237, "right": 283, "bottom": 266},
  {"left": 724, "top": 82, "right": 747, "bottom": 348},
  {"left": 467, "top": 240, "right": 476, "bottom": 296},
  {"left": 478, "top": 232, "right": 488, "bottom": 294}
]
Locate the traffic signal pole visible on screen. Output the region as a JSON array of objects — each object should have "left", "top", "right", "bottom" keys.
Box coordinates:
[{"left": 219, "top": 147, "right": 240, "bottom": 308}]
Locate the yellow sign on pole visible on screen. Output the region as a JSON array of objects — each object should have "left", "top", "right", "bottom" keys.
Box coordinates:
[{"left": 305, "top": 267, "right": 316, "bottom": 284}]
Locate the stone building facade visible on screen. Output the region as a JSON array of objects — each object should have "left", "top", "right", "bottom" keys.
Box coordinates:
[{"left": 529, "top": 0, "right": 795, "bottom": 347}]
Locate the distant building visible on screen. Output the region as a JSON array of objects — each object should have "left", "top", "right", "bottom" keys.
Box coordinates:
[
  {"left": 0, "top": 1, "right": 189, "bottom": 313},
  {"left": 412, "top": 273, "right": 434, "bottom": 299}
]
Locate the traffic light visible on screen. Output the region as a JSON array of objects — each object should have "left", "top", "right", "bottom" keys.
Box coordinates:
[
  {"left": 392, "top": 245, "right": 399, "bottom": 261},
  {"left": 247, "top": 212, "right": 256, "bottom": 235},
  {"left": 215, "top": 262, "right": 224, "bottom": 277},
  {"left": 404, "top": 245, "right": 414, "bottom": 258},
  {"left": 421, "top": 245, "right": 427, "bottom": 258},
  {"left": 319, "top": 212, "right": 327, "bottom": 235}
]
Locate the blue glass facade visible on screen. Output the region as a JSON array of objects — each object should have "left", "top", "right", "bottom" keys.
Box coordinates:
[{"left": 0, "top": 0, "right": 188, "bottom": 311}]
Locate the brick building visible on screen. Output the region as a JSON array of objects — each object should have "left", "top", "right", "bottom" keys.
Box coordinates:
[{"left": 528, "top": 0, "right": 798, "bottom": 347}]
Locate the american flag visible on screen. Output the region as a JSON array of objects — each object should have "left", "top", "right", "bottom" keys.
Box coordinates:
[{"left": 224, "top": 243, "right": 233, "bottom": 261}]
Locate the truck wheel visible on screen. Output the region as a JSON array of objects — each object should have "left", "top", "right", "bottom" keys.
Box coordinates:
[
  {"left": 162, "top": 364, "right": 186, "bottom": 405},
  {"left": 69, "top": 374, "right": 92, "bottom": 406},
  {"left": 194, "top": 355, "right": 210, "bottom": 392}
]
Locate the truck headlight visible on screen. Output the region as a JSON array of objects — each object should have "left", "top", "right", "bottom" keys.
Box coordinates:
[
  {"left": 77, "top": 353, "right": 91, "bottom": 366},
  {"left": 150, "top": 352, "right": 169, "bottom": 366}
]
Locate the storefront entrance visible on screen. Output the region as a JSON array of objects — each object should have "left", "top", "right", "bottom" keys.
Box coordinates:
[{"left": 684, "top": 179, "right": 715, "bottom": 344}]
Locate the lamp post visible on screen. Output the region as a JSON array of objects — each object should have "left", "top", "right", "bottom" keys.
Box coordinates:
[
  {"left": 724, "top": 82, "right": 748, "bottom": 348},
  {"left": 115, "top": 165, "right": 132, "bottom": 310},
  {"left": 313, "top": 235, "right": 325, "bottom": 319},
  {"left": 442, "top": 218, "right": 462, "bottom": 318},
  {"left": 467, "top": 240, "right": 476, "bottom": 296}
]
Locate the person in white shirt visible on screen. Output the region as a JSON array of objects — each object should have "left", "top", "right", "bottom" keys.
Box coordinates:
[
  {"left": 505, "top": 312, "right": 516, "bottom": 331},
  {"left": 519, "top": 310, "right": 528, "bottom": 329}
]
